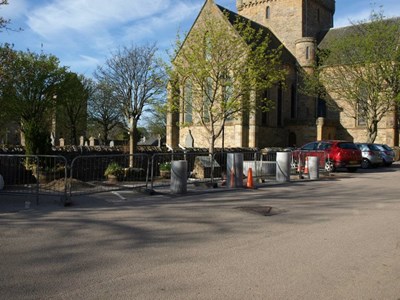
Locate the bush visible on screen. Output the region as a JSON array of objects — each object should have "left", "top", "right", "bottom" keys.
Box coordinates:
[
  {"left": 24, "top": 121, "right": 52, "bottom": 155},
  {"left": 104, "top": 162, "right": 123, "bottom": 177},
  {"left": 159, "top": 162, "right": 171, "bottom": 171}
]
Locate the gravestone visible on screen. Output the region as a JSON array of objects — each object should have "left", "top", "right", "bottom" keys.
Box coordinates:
[{"left": 193, "top": 156, "right": 220, "bottom": 179}]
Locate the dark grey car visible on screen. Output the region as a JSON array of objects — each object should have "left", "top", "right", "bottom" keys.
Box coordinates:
[{"left": 375, "top": 144, "right": 395, "bottom": 166}]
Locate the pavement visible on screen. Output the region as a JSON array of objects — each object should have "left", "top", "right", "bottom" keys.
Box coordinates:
[{"left": 0, "top": 163, "right": 400, "bottom": 299}]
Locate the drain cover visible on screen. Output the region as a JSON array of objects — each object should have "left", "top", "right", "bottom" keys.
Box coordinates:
[{"left": 236, "top": 205, "right": 285, "bottom": 216}]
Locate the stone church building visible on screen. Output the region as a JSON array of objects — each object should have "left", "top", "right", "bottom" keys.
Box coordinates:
[{"left": 166, "top": 0, "right": 399, "bottom": 149}]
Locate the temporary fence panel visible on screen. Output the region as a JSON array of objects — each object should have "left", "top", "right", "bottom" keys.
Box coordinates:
[
  {"left": 291, "top": 150, "right": 330, "bottom": 177},
  {"left": 150, "top": 152, "right": 218, "bottom": 190},
  {"left": 69, "top": 154, "right": 149, "bottom": 196},
  {"left": 150, "top": 152, "right": 184, "bottom": 189},
  {"left": 0, "top": 154, "right": 68, "bottom": 204},
  {"left": 1, "top": 150, "right": 288, "bottom": 203}
]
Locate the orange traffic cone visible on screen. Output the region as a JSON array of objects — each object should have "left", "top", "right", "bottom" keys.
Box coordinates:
[
  {"left": 304, "top": 157, "right": 309, "bottom": 174},
  {"left": 230, "top": 168, "right": 235, "bottom": 187},
  {"left": 246, "top": 167, "right": 254, "bottom": 189},
  {"left": 297, "top": 159, "right": 302, "bottom": 173}
]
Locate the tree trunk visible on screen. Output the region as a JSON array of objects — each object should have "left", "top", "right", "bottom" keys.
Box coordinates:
[
  {"left": 129, "top": 117, "right": 136, "bottom": 167},
  {"left": 394, "top": 105, "right": 399, "bottom": 146},
  {"left": 367, "top": 121, "right": 378, "bottom": 143},
  {"left": 209, "top": 135, "right": 215, "bottom": 182},
  {"left": 103, "top": 123, "right": 109, "bottom": 146},
  {"left": 71, "top": 126, "right": 77, "bottom": 145}
]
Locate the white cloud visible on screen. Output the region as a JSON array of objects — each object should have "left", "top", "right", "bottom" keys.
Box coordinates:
[
  {"left": 27, "top": 0, "right": 171, "bottom": 39},
  {"left": 120, "top": 1, "right": 202, "bottom": 44},
  {"left": 66, "top": 54, "right": 100, "bottom": 76},
  {"left": 0, "top": 0, "right": 28, "bottom": 19}
]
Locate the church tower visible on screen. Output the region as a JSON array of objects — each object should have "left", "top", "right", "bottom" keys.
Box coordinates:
[{"left": 236, "top": 0, "right": 335, "bottom": 67}]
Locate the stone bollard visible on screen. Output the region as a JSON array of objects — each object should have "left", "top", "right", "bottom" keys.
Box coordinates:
[
  {"left": 308, "top": 156, "right": 319, "bottom": 180},
  {"left": 276, "top": 152, "right": 291, "bottom": 182},
  {"left": 227, "top": 153, "right": 243, "bottom": 188},
  {"left": 171, "top": 160, "right": 187, "bottom": 194}
]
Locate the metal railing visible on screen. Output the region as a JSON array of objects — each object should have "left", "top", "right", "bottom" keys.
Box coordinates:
[
  {"left": 0, "top": 150, "right": 291, "bottom": 203},
  {"left": 69, "top": 154, "right": 150, "bottom": 197},
  {"left": 290, "top": 150, "right": 331, "bottom": 177},
  {"left": 0, "top": 154, "right": 68, "bottom": 204}
]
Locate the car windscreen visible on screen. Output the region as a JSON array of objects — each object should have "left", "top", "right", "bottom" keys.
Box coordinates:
[
  {"left": 338, "top": 142, "right": 358, "bottom": 150},
  {"left": 382, "top": 144, "right": 392, "bottom": 151},
  {"left": 369, "top": 144, "right": 381, "bottom": 151}
]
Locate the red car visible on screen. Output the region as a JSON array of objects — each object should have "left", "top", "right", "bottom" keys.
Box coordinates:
[{"left": 292, "top": 140, "right": 362, "bottom": 172}]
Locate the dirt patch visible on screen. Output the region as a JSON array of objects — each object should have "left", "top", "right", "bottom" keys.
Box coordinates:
[{"left": 41, "top": 178, "right": 96, "bottom": 192}]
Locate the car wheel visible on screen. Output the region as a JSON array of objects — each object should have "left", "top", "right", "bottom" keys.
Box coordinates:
[
  {"left": 325, "top": 161, "right": 335, "bottom": 172},
  {"left": 347, "top": 167, "right": 358, "bottom": 172},
  {"left": 361, "top": 159, "right": 370, "bottom": 169}
]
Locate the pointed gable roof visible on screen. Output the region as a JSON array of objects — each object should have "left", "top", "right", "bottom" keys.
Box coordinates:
[
  {"left": 175, "top": 0, "right": 295, "bottom": 65},
  {"left": 215, "top": 4, "right": 296, "bottom": 64}
]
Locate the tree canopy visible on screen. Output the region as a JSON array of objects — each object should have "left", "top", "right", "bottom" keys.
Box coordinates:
[
  {"left": 88, "top": 80, "right": 124, "bottom": 144},
  {"left": 56, "top": 72, "right": 90, "bottom": 145},
  {"left": 0, "top": 45, "right": 66, "bottom": 153},
  {"left": 95, "top": 43, "right": 167, "bottom": 165}
]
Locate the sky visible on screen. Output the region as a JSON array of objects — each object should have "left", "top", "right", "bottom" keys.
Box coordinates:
[{"left": 1, "top": 0, "right": 400, "bottom": 78}]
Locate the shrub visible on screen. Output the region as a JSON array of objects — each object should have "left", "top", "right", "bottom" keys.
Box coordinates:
[{"left": 104, "top": 162, "right": 123, "bottom": 177}]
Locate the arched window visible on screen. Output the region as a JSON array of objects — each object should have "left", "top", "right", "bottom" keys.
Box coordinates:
[
  {"left": 306, "top": 46, "right": 310, "bottom": 60},
  {"left": 261, "top": 89, "right": 270, "bottom": 126},
  {"left": 291, "top": 83, "right": 297, "bottom": 119},
  {"left": 266, "top": 6, "right": 270, "bottom": 19},
  {"left": 277, "top": 85, "right": 283, "bottom": 126},
  {"left": 204, "top": 32, "right": 212, "bottom": 61},
  {"left": 203, "top": 77, "right": 213, "bottom": 122},
  {"left": 223, "top": 73, "right": 234, "bottom": 121},
  {"left": 184, "top": 80, "right": 193, "bottom": 123}
]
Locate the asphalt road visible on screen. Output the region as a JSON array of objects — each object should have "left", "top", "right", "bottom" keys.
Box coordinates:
[{"left": 1, "top": 165, "right": 400, "bottom": 299}]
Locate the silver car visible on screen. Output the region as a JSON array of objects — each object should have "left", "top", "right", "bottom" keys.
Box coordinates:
[
  {"left": 375, "top": 144, "right": 394, "bottom": 166},
  {"left": 355, "top": 143, "right": 383, "bottom": 169}
]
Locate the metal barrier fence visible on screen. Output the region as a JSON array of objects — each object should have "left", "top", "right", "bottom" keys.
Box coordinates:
[
  {"left": 0, "top": 150, "right": 289, "bottom": 203},
  {"left": 290, "top": 150, "right": 331, "bottom": 177},
  {"left": 150, "top": 152, "right": 222, "bottom": 190},
  {"left": 69, "top": 154, "right": 150, "bottom": 197},
  {"left": 0, "top": 154, "right": 68, "bottom": 204}
]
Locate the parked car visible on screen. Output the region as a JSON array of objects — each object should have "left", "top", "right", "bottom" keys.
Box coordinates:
[
  {"left": 374, "top": 144, "right": 394, "bottom": 166},
  {"left": 354, "top": 143, "right": 383, "bottom": 169},
  {"left": 292, "top": 140, "right": 362, "bottom": 172}
]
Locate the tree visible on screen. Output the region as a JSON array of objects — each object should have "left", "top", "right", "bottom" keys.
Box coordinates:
[
  {"left": 306, "top": 10, "right": 400, "bottom": 143},
  {"left": 56, "top": 72, "right": 90, "bottom": 145},
  {"left": 1, "top": 0, "right": 21, "bottom": 33},
  {"left": 0, "top": 44, "right": 17, "bottom": 135},
  {"left": 143, "top": 101, "right": 167, "bottom": 138},
  {"left": 95, "top": 43, "right": 167, "bottom": 166},
  {"left": 1, "top": 48, "right": 66, "bottom": 154},
  {"left": 0, "top": 0, "right": 10, "bottom": 32},
  {"left": 88, "top": 80, "right": 123, "bottom": 144},
  {"left": 170, "top": 9, "right": 286, "bottom": 154}
]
